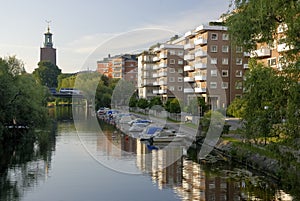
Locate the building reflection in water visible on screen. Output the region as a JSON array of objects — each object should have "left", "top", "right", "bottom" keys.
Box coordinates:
[{"left": 96, "top": 123, "right": 293, "bottom": 201}]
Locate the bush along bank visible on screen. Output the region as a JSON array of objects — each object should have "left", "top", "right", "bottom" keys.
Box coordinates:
[{"left": 214, "top": 136, "right": 300, "bottom": 196}]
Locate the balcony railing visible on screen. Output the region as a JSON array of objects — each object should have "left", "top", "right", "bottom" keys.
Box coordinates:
[
  {"left": 195, "top": 75, "right": 207, "bottom": 81},
  {"left": 194, "top": 87, "right": 206, "bottom": 93},
  {"left": 159, "top": 62, "right": 167, "bottom": 68},
  {"left": 159, "top": 80, "right": 167, "bottom": 85},
  {"left": 153, "top": 73, "right": 159, "bottom": 78},
  {"left": 160, "top": 53, "right": 168, "bottom": 59},
  {"left": 153, "top": 81, "right": 159, "bottom": 86},
  {"left": 195, "top": 62, "right": 207, "bottom": 69},
  {"left": 195, "top": 50, "right": 207, "bottom": 57},
  {"left": 153, "top": 56, "right": 160, "bottom": 61},
  {"left": 277, "top": 43, "right": 294, "bottom": 52},
  {"left": 184, "top": 43, "right": 195, "bottom": 50},
  {"left": 250, "top": 47, "right": 271, "bottom": 57},
  {"left": 184, "top": 54, "right": 195, "bottom": 61},
  {"left": 194, "top": 38, "right": 207, "bottom": 46},
  {"left": 158, "top": 71, "right": 167, "bottom": 77},
  {"left": 184, "top": 88, "right": 194, "bottom": 93},
  {"left": 153, "top": 90, "right": 159, "bottom": 94},
  {"left": 159, "top": 89, "right": 167, "bottom": 94},
  {"left": 153, "top": 65, "right": 159, "bottom": 70},
  {"left": 184, "top": 77, "right": 195, "bottom": 82},
  {"left": 184, "top": 65, "right": 195, "bottom": 71}
]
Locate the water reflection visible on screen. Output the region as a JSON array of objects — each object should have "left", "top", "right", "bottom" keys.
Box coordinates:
[
  {"left": 96, "top": 120, "right": 294, "bottom": 201},
  {"left": 0, "top": 129, "right": 56, "bottom": 201}
]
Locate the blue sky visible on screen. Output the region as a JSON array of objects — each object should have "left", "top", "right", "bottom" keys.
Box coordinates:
[{"left": 0, "top": 0, "right": 230, "bottom": 73}]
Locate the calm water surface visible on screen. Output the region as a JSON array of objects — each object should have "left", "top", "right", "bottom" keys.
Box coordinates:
[{"left": 0, "top": 107, "right": 296, "bottom": 201}]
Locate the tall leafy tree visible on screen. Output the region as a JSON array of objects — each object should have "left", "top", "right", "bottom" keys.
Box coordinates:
[{"left": 33, "top": 61, "right": 61, "bottom": 88}]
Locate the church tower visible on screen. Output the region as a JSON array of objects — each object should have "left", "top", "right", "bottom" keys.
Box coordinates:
[{"left": 40, "top": 23, "right": 56, "bottom": 66}]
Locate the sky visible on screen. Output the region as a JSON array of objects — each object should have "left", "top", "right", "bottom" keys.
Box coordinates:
[{"left": 0, "top": 0, "right": 231, "bottom": 73}]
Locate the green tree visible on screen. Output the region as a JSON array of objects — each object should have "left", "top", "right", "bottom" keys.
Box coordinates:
[
  {"left": 166, "top": 98, "right": 181, "bottom": 113},
  {"left": 227, "top": 97, "right": 246, "bottom": 118},
  {"left": 137, "top": 98, "right": 149, "bottom": 110},
  {"left": 0, "top": 57, "right": 49, "bottom": 137},
  {"left": 57, "top": 74, "right": 76, "bottom": 89},
  {"left": 149, "top": 96, "right": 163, "bottom": 109},
  {"left": 33, "top": 61, "right": 61, "bottom": 88},
  {"left": 226, "top": 0, "right": 300, "bottom": 55}
]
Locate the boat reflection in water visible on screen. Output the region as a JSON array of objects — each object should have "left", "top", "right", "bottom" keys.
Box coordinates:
[{"left": 95, "top": 121, "right": 293, "bottom": 201}]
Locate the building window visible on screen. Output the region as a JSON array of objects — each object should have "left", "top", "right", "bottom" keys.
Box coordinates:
[
  {"left": 236, "top": 70, "right": 243, "bottom": 77},
  {"left": 170, "top": 50, "right": 175, "bottom": 55},
  {"left": 235, "top": 81, "right": 243, "bottom": 89},
  {"left": 211, "top": 33, "right": 218, "bottom": 40},
  {"left": 236, "top": 46, "right": 243, "bottom": 53},
  {"left": 178, "top": 59, "right": 183, "bottom": 65},
  {"left": 222, "top": 45, "right": 229, "bottom": 53},
  {"left": 211, "top": 45, "right": 218, "bottom": 53},
  {"left": 178, "top": 77, "right": 183, "bottom": 82},
  {"left": 169, "top": 86, "right": 175, "bottom": 91},
  {"left": 169, "top": 68, "right": 175, "bottom": 73},
  {"left": 211, "top": 58, "right": 217, "bottom": 64},
  {"left": 222, "top": 58, "right": 229, "bottom": 65},
  {"left": 222, "top": 70, "right": 228, "bottom": 77},
  {"left": 221, "top": 82, "right": 228, "bottom": 89},
  {"left": 178, "top": 51, "right": 184, "bottom": 56},
  {"left": 211, "top": 69, "right": 217, "bottom": 77},
  {"left": 170, "top": 59, "right": 175, "bottom": 64},
  {"left": 169, "top": 77, "right": 175, "bottom": 82},
  {"left": 222, "top": 33, "right": 229, "bottom": 40},
  {"left": 236, "top": 58, "right": 243, "bottom": 65},
  {"left": 178, "top": 69, "right": 183, "bottom": 73},
  {"left": 178, "top": 86, "right": 183, "bottom": 91},
  {"left": 268, "top": 58, "right": 277, "bottom": 66},
  {"left": 210, "top": 82, "right": 217, "bottom": 89}
]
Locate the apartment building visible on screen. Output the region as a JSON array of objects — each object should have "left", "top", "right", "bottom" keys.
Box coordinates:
[
  {"left": 137, "top": 51, "right": 157, "bottom": 99},
  {"left": 173, "top": 23, "right": 248, "bottom": 110},
  {"left": 97, "top": 54, "right": 138, "bottom": 86},
  {"left": 137, "top": 44, "right": 185, "bottom": 103},
  {"left": 250, "top": 23, "right": 294, "bottom": 70}
]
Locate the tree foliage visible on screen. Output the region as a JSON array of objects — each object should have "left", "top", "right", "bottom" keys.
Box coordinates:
[
  {"left": 0, "top": 56, "right": 49, "bottom": 137},
  {"left": 226, "top": 0, "right": 300, "bottom": 55},
  {"left": 137, "top": 98, "right": 149, "bottom": 109},
  {"left": 33, "top": 61, "right": 61, "bottom": 88}
]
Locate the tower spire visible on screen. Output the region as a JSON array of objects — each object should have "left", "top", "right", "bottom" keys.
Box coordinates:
[{"left": 44, "top": 20, "right": 53, "bottom": 48}]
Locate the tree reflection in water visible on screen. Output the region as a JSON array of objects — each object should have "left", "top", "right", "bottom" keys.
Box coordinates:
[{"left": 0, "top": 124, "right": 56, "bottom": 201}]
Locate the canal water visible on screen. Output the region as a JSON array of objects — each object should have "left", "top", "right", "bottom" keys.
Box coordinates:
[{"left": 0, "top": 107, "right": 296, "bottom": 201}]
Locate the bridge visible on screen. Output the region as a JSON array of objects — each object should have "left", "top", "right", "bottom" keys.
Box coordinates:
[{"left": 51, "top": 92, "right": 84, "bottom": 99}]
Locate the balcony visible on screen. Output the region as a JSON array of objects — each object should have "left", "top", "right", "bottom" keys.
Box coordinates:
[
  {"left": 184, "top": 77, "right": 195, "bottom": 82},
  {"left": 159, "top": 89, "right": 167, "bottom": 94},
  {"left": 250, "top": 47, "right": 271, "bottom": 58},
  {"left": 195, "top": 62, "right": 207, "bottom": 69},
  {"left": 184, "top": 43, "right": 195, "bottom": 50},
  {"left": 195, "top": 50, "right": 207, "bottom": 57},
  {"left": 143, "top": 80, "right": 153, "bottom": 86},
  {"left": 143, "top": 65, "right": 152, "bottom": 70},
  {"left": 160, "top": 53, "right": 168, "bottom": 59},
  {"left": 277, "top": 43, "right": 294, "bottom": 52},
  {"left": 153, "top": 81, "right": 159, "bottom": 86},
  {"left": 153, "top": 47, "right": 160, "bottom": 52},
  {"left": 244, "top": 64, "right": 249, "bottom": 69},
  {"left": 184, "top": 88, "right": 194, "bottom": 93},
  {"left": 243, "top": 52, "right": 251, "bottom": 57},
  {"left": 194, "top": 87, "right": 206, "bottom": 93},
  {"left": 153, "top": 89, "right": 159, "bottom": 94},
  {"left": 153, "top": 73, "right": 159, "bottom": 78},
  {"left": 184, "top": 65, "right": 195, "bottom": 71},
  {"left": 159, "top": 80, "right": 167, "bottom": 85},
  {"left": 184, "top": 54, "right": 195, "bottom": 61},
  {"left": 194, "top": 38, "right": 207, "bottom": 46},
  {"left": 153, "top": 65, "right": 159, "bottom": 70},
  {"left": 159, "top": 62, "right": 167, "bottom": 68},
  {"left": 158, "top": 71, "right": 167, "bottom": 77},
  {"left": 195, "top": 75, "right": 207, "bottom": 81},
  {"left": 153, "top": 56, "right": 160, "bottom": 61}
]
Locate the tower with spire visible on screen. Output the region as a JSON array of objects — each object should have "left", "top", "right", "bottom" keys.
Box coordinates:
[{"left": 40, "top": 22, "right": 56, "bottom": 66}]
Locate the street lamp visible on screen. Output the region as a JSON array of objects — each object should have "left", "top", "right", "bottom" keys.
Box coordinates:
[{"left": 264, "top": 106, "right": 269, "bottom": 145}]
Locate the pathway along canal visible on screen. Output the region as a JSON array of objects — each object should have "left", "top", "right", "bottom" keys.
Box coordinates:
[{"left": 0, "top": 107, "right": 296, "bottom": 201}]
